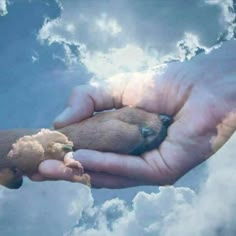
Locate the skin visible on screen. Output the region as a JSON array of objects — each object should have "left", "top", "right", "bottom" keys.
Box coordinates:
[{"left": 30, "top": 40, "right": 236, "bottom": 188}]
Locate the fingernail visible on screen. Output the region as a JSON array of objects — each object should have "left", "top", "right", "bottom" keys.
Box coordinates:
[{"left": 54, "top": 107, "right": 72, "bottom": 124}]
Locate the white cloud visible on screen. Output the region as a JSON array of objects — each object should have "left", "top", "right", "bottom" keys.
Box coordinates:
[
  {"left": 31, "top": 51, "right": 39, "bottom": 63},
  {"left": 38, "top": 0, "right": 233, "bottom": 79},
  {"left": 68, "top": 186, "right": 94, "bottom": 217},
  {"left": 205, "top": 0, "right": 234, "bottom": 23},
  {"left": 95, "top": 13, "right": 122, "bottom": 36},
  {"left": 205, "top": 0, "right": 236, "bottom": 41},
  {"left": 69, "top": 187, "right": 196, "bottom": 236},
  {"left": 79, "top": 44, "right": 160, "bottom": 79},
  {"left": 0, "top": 181, "right": 92, "bottom": 236},
  {"left": 66, "top": 23, "right": 76, "bottom": 34},
  {"left": 176, "top": 33, "right": 209, "bottom": 61},
  {"left": 68, "top": 132, "right": 236, "bottom": 236},
  {"left": 38, "top": 17, "right": 71, "bottom": 45},
  {"left": 0, "top": 0, "right": 8, "bottom": 16}
]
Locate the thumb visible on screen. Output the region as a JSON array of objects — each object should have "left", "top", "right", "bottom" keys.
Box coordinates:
[
  {"left": 53, "top": 83, "right": 122, "bottom": 129},
  {"left": 54, "top": 105, "right": 93, "bottom": 129},
  {"left": 53, "top": 86, "right": 95, "bottom": 129}
]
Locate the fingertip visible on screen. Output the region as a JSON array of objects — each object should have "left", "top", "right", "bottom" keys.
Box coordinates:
[
  {"left": 53, "top": 104, "right": 94, "bottom": 129},
  {"left": 38, "top": 160, "right": 83, "bottom": 181},
  {"left": 54, "top": 107, "right": 73, "bottom": 129},
  {"left": 38, "top": 160, "right": 66, "bottom": 178}
]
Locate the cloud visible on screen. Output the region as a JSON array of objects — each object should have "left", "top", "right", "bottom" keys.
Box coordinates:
[
  {"left": 95, "top": 13, "right": 122, "bottom": 36},
  {"left": 0, "top": 181, "right": 93, "bottom": 236},
  {"left": 67, "top": 132, "right": 236, "bottom": 236},
  {"left": 31, "top": 51, "right": 39, "bottom": 63},
  {"left": 205, "top": 0, "right": 235, "bottom": 24},
  {"left": 0, "top": 0, "right": 8, "bottom": 16},
  {"left": 79, "top": 44, "right": 160, "bottom": 79},
  {"left": 38, "top": 0, "right": 234, "bottom": 79},
  {"left": 69, "top": 187, "right": 195, "bottom": 236},
  {"left": 205, "top": 0, "right": 236, "bottom": 41}
]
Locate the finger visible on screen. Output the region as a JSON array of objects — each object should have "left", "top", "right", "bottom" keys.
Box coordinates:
[
  {"left": 54, "top": 84, "right": 119, "bottom": 129},
  {"left": 73, "top": 149, "right": 173, "bottom": 185},
  {"left": 86, "top": 171, "right": 148, "bottom": 189},
  {"left": 38, "top": 160, "right": 84, "bottom": 181}
]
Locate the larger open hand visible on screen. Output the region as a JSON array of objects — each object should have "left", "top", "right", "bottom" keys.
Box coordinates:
[{"left": 36, "top": 40, "right": 236, "bottom": 188}]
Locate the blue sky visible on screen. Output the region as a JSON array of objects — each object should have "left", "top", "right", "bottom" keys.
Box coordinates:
[
  {"left": 0, "top": 0, "right": 90, "bottom": 129},
  {"left": 0, "top": 0, "right": 236, "bottom": 235},
  {"left": 0, "top": 0, "right": 225, "bottom": 130}
]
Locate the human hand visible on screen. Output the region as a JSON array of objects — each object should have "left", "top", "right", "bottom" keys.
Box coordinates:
[{"left": 35, "top": 40, "right": 236, "bottom": 188}]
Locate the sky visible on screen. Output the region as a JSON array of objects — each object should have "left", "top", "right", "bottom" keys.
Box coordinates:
[{"left": 0, "top": 0, "right": 236, "bottom": 235}]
